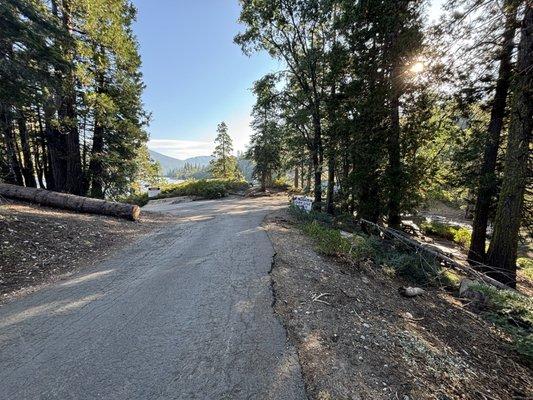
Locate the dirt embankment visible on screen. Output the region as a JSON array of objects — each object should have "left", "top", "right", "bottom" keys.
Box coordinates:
[
  {"left": 264, "top": 209, "right": 532, "bottom": 400},
  {"left": 0, "top": 200, "right": 169, "bottom": 300}
]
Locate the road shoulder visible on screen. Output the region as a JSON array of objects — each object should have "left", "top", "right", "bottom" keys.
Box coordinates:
[
  {"left": 264, "top": 208, "right": 533, "bottom": 400},
  {"left": 0, "top": 201, "right": 170, "bottom": 301}
]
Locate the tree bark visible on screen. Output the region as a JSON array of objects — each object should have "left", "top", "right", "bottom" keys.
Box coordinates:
[
  {"left": 17, "top": 113, "right": 37, "bottom": 187},
  {"left": 59, "top": 0, "right": 84, "bottom": 195},
  {"left": 358, "top": 177, "right": 381, "bottom": 223},
  {"left": 44, "top": 102, "right": 66, "bottom": 191},
  {"left": 35, "top": 103, "right": 49, "bottom": 188},
  {"left": 0, "top": 183, "right": 141, "bottom": 221},
  {"left": 294, "top": 166, "right": 299, "bottom": 189},
  {"left": 468, "top": 0, "right": 518, "bottom": 264},
  {"left": 326, "top": 154, "right": 335, "bottom": 214},
  {"left": 88, "top": 70, "right": 105, "bottom": 198},
  {"left": 387, "top": 36, "right": 402, "bottom": 229},
  {"left": 486, "top": 4, "right": 533, "bottom": 288},
  {"left": 88, "top": 121, "right": 104, "bottom": 198},
  {"left": 306, "top": 160, "right": 312, "bottom": 193},
  {"left": 1, "top": 104, "right": 24, "bottom": 185},
  {"left": 387, "top": 89, "right": 401, "bottom": 227},
  {"left": 311, "top": 114, "right": 323, "bottom": 210},
  {"left": 260, "top": 170, "right": 266, "bottom": 191}
]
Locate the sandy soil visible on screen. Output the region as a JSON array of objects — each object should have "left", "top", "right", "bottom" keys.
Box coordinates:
[
  {"left": 0, "top": 200, "right": 169, "bottom": 300},
  {"left": 264, "top": 209, "right": 533, "bottom": 400}
]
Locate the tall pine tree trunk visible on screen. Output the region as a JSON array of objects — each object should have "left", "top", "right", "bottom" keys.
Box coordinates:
[
  {"left": 88, "top": 71, "right": 105, "bottom": 198},
  {"left": 326, "top": 155, "right": 335, "bottom": 214},
  {"left": 36, "top": 103, "right": 49, "bottom": 188},
  {"left": 486, "top": 4, "right": 533, "bottom": 288},
  {"left": 1, "top": 104, "right": 24, "bottom": 185},
  {"left": 306, "top": 161, "right": 312, "bottom": 193},
  {"left": 44, "top": 102, "right": 66, "bottom": 191},
  {"left": 311, "top": 113, "right": 323, "bottom": 210},
  {"left": 60, "top": 0, "right": 83, "bottom": 195},
  {"left": 387, "top": 32, "right": 402, "bottom": 229},
  {"left": 259, "top": 170, "right": 266, "bottom": 191},
  {"left": 89, "top": 122, "right": 104, "bottom": 198},
  {"left": 387, "top": 85, "right": 401, "bottom": 227},
  {"left": 17, "top": 113, "right": 37, "bottom": 187},
  {"left": 469, "top": 1, "right": 518, "bottom": 264}
]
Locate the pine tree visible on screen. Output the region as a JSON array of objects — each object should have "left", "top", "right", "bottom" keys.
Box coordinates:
[
  {"left": 0, "top": 0, "right": 150, "bottom": 199},
  {"left": 210, "top": 122, "right": 241, "bottom": 180},
  {"left": 235, "top": 0, "right": 332, "bottom": 210},
  {"left": 486, "top": 3, "right": 532, "bottom": 287},
  {"left": 465, "top": 0, "right": 520, "bottom": 264},
  {"left": 247, "top": 75, "right": 284, "bottom": 190}
]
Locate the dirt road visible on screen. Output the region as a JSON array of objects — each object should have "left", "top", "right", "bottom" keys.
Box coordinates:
[{"left": 0, "top": 196, "right": 306, "bottom": 399}]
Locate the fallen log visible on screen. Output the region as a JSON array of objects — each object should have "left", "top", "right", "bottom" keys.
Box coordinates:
[
  {"left": 0, "top": 183, "right": 140, "bottom": 221},
  {"left": 359, "top": 218, "right": 513, "bottom": 291}
]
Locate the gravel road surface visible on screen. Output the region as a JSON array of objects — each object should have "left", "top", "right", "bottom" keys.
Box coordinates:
[{"left": 0, "top": 196, "right": 306, "bottom": 400}]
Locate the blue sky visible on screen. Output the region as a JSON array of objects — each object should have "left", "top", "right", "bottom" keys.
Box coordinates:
[
  {"left": 133, "top": 0, "right": 278, "bottom": 159},
  {"left": 133, "top": 0, "right": 443, "bottom": 160}
]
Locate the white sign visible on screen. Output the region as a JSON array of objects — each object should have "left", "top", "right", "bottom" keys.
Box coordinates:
[
  {"left": 148, "top": 187, "right": 161, "bottom": 198},
  {"left": 293, "top": 196, "right": 313, "bottom": 212}
]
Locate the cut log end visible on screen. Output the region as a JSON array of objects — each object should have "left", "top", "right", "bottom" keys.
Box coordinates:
[{"left": 131, "top": 205, "right": 141, "bottom": 221}]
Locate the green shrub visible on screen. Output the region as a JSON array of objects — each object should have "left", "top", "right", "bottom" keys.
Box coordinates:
[
  {"left": 350, "top": 234, "right": 380, "bottom": 260},
  {"left": 157, "top": 179, "right": 248, "bottom": 200},
  {"left": 379, "top": 251, "right": 441, "bottom": 285},
  {"left": 441, "top": 270, "right": 461, "bottom": 288},
  {"left": 301, "top": 221, "right": 352, "bottom": 256},
  {"left": 421, "top": 221, "right": 456, "bottom": 240},
  {"left": 288, "top": 203, "right": 333, "bottom": 225},
  {"left": 517, "top": 258, "right": 533, "bottom": 281},
  {"left": 293, "top": 206, "right": 445, "bottom": 284},
  {"left": 119, "top": 192, "right": 149, "bottom": 207},
  {"left": 271, "top": 177, "right": 291, "bottom": 190},
  {"left": 453, "top": 228, "right": 472, "bottom": 248},
  {"left": 421, "top": 221, "right": 472, "bottom": 248},
  {"left": 471, "top": 284, "right": 533, "bottom": 364},
  {"left": 333, "top": 212, "right": 360, "bottom": 233}
]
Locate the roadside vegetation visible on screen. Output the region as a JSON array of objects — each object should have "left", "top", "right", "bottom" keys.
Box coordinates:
[
  {"left": 420, "top": 221, "right": 472, "bottom": 248},
  {"left": 157, "top": 179, "right": 249, "bottom": 200},
  {"left": 518, "top": 257, "right": 533, "bottom": 281},
  {"left": 289, "top": 205, "right": 533, "bottom": 365},
  {"left": 267, "top": 209, "right": 533, "bottom": 399},
  {"left": 472, "top": 283, "right": 533, "bottom": 363}
]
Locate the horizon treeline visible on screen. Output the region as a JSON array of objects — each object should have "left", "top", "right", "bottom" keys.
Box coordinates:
[
  {"left": 0, "top": 0, "right": 156, "bottom": 199},
  {"left": 238, "top": 0, "right": 532, "bottom": 287}
]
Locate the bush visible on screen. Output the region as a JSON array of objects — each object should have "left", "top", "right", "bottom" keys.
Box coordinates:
[
  {"left": 441, "top": 270, "right": 461, "bottom": 288},
  {"left": 157, "top": 179, "right": 248, "bottom": 200},
  {"left": 453, "top": 228, "right": 472, "bottom": 248},
  {"left": 471, "top": 284, "right": 533, "bottom": 364},
  {"left": 271, "top": 177, "right": 291, "bottom": 190},
  {"left": 350, "top": 234, "right": 381, "bottom": 260},
  {"left": 378, "top": 251, "right": 442, "bottom": 285},
  {"left": 288, "top": 204, "right": 333, "bottom": 225},
  {"left": 292, "top": 206, "right": 445, "bottom": 285},
  {"left": 301, "top": 221, "right": 352, "bottom": 257},
  {"left": 421, "top": 221, "right": 456, "bottom": 240},
  {"left": 517, "top": 258, "right": 533, "bottom": 281},
  {"left": 119, "top": 192, "right": 149, "bottom": 207},
  {"left": 421, "top": 221, "right": 472, "bottom": 248}
]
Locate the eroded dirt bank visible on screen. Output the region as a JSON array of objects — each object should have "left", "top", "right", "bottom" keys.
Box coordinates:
[{"left": 265, "top": 209, "right": 532, "bottom": 400}]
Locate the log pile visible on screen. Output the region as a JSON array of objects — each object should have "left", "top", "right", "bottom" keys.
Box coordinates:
[{"left": 0, "top": 183, "right": 141, "bottom": 221}]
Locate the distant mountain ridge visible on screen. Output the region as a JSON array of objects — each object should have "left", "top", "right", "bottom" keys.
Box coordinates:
[{"left": 148, "top": 150, "right": 213, "bottom": 175}]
